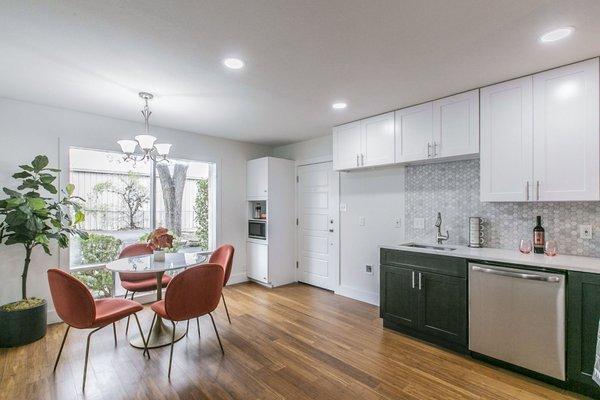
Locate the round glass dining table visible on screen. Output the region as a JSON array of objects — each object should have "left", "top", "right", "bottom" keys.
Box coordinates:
[{"left": 106, "top": 252, "right": 207, "bottom": 349}]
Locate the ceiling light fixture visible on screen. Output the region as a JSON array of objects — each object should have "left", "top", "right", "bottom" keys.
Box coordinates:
[
  {"left": 117, "top": 92, "right": 171, "bottom": 164},
  {"left": 332, "top": 102, "right": 347, "bottom": 110},
  {"left": 223, "top": 58, "right": 245, "bottom": 69},
  {"left": 539, "top": 27, "right": 574, "bottom": 43}
]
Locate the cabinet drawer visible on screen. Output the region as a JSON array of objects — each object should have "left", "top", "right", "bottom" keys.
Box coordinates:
[{"left": 380, "top": 249, "right": 466, "bottom": 278}]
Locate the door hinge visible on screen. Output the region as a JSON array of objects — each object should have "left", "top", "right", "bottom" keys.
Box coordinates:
[{"left": 296, "top": 261, "right": 299, "bottom": 269}]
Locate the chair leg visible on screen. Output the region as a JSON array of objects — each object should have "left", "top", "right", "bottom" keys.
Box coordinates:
[
  {"left": 209, "top": 313, "right": 224, "bottom": 355},
  {"left": 196, "top": 317, "right": 201, "bottom": 339},
  {"left": 82, "top": 326, "right": 103, "bottom": 392},
  {"left": 144, "top": 313, "right": 157, "bottom": 358},
  {"left": 186, "top": 319, "right": 190, "bottom": 335},
  {"left": 53, "top": 325, "right": 70, "bottom": 372},
  {"left": 112, "top": 323, "right": 117, "bottom": 346},
  {"left": 125, "top": 292, "right": 135, "bottom": 335},
  {"left": 168, "top": 320, "right": 176, "bottom": 379},
  {"left": 221, "top": 293, "right": 231, "bottom": 324},
  {"left": 124, "top": 290, "right": 129, "bottom": 299},
  {"left": 132, "top": 313, "right": 150, "bottom": 360}
]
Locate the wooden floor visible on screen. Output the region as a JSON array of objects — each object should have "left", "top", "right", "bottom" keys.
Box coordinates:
[{"left": 0, "top": 282, "right": 588, "bottom": 400}]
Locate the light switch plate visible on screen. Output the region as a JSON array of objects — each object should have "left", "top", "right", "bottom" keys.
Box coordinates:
[
  {"left": 414, "top": 217, "right": 425, "bottom": 229},
  {"left": 359, "top": 216, "right": 365, "bottom": 226},
  {"left": 339, "top": 203, "right": 347, "bottom": 212},
  {"left": 579, "top": 224, "right": 593, "bottom": 239}
]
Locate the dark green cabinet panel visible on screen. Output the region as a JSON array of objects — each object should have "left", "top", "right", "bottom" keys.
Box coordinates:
[
  {"left": 418, "top": 271, "right": 467, "bottom": 345},
  {"left": 381, "top": 265, "right": 417, "bottom": 328},
  {"left": 567, "top": 271, "right": 600, "bottom": 395}
]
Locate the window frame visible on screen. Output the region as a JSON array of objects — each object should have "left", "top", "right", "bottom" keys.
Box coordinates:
[{"left": 59, "top": 145, "right": 221, "bottom": 275}]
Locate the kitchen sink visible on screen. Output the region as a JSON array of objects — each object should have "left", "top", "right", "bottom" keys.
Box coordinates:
[{"left": 401, "top": 243, "right": 456, "bottom": 251}]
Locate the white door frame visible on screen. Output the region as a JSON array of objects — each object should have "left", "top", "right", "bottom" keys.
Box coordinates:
[{"left": 294, "top": 155, "right": 339, "bottom": 291}]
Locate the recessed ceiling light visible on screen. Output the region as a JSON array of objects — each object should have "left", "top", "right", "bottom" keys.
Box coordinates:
[
  {"left": 332, "top": 102, "right": 347, "bottom": 110},
  {"left": 539, "top": 27, "right": 574, "bottom": 43},
  {"left": 223, "top": 58, "right": 245, "bottom": 69}
]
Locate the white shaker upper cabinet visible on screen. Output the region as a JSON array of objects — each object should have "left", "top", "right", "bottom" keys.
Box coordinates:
[
  {"left": 247, "top": 157, "right": 268, "bottom": 200},
  {"left": 480, "top": 76, "right": 533, "bottom": 202},
  {"left": 395, "top": 103, "right": 434, "bottom": 163},
  {"left": 433, "top": 89, "right": 480, "bottom": 158},
  {"left": 533, "top": 58, "right": 599, "bottom": 201},
  {"left": 360, "top": 112, "right": 395, "bottom": 167},
  {"left": 333, "top": 121, "right": 361, "bottom": 170}
]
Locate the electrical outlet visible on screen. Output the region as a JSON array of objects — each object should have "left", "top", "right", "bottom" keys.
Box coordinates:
[
  {"left": 359, "top": 216, "right": 365, "bottom": 226},
  {"left": 365, "top": 265, "right": 373, "bottom": 275},
  {"left": 414, "top": 217, "right": 425, "bottom": 229},
  {"left": 579, "top": 224, "right": 593, "bottom": 239}
]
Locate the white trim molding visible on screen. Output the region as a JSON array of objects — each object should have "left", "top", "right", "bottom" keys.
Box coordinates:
[{"left": 335, "top": 285, "right": 379, "bottom": 306}]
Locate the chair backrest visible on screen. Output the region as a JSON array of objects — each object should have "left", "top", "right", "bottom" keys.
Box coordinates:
[
  {"left": 164, "top": 263, "right": 224, "bottom": 321},
  {"left": 209, "top": 244, "right": 234, "bottom": 286},
  {"left": 118, "top": 243, "right": 154, "bottom": 282},
  {"left": 47, "top": 268, "right": 96, "bottom": 329}
]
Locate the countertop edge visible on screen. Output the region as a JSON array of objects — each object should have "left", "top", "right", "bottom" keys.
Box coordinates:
[{"left": 379, "top": 244, "right": 600, "bottom": 274}]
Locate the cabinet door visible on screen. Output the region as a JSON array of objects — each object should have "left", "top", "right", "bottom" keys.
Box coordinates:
[
  {"left": 480, "top": 77, "right": 533, "bottom": 202},
  {"left": 417, "top": 271, "right": 467, "bottom": 345},
  {"left": 361, "top": 112, "right": 395, "bottom": 167},
  {"left": 247, "top": 158, "right": 268, "bottom": 199},
  {"left": 395, "top": 103, "right": 434, "bottom": 163},
  {"left": 533, "top": 58, "right": 599, "bottom": 201},
  {"left": 333, "top": 121, "right": 362, "bottom": 170},
  {"left": 567, "top": 271, "right": 600, "bottom": 395},
  {"left": 380, "top": 265, "right": 417, "bottom": 328},
  {"left": 433, "top": 89, "right": 479, "bottom": 158},
  {"left": 247, "top": 241, "right": 268, "bottom": 283}
]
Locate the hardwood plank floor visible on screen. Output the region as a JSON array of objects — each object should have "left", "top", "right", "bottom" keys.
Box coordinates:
[{"left": 0, "top": 282, "right": 588, "bottom": 399}]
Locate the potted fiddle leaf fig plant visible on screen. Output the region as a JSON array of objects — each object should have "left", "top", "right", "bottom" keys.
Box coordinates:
[{"left": 0, "top": 155, "right": 88, "bottom": 347}]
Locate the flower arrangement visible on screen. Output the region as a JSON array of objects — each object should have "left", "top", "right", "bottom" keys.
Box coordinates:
[{"left": 147, "top": 227, "right": 174, "bottom": 261}]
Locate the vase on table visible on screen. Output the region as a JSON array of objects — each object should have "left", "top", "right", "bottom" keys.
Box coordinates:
[{"left": 153, "top": 250, "right": 165, "bottom": 262}]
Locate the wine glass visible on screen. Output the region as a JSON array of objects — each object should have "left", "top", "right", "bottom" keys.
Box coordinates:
[
  {"left": 519, "top": 239, "right": 532, "bottom": 254},
  {"left": 545, "top": 240, "right": 558, "bottom": 257}
]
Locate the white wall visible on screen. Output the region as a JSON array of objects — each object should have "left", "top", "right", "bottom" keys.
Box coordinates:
[
  {"left": 0, "top": 98, "right": 269, "bottom": 320},
  {"left": 273, "top": 135, "right": 406, "bottom": 305}
]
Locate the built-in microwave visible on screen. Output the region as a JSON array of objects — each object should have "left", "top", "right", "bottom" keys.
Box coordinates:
[{"left": 248, "top": 219, "right": 267, "bottom": 240}]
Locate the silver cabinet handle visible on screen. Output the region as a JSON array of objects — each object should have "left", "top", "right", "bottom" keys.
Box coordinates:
[
  {"left": 427, "top": 143, "right": 431, "bottom": 157},
  {"left": 433, "top": 142, "right": 438, "bottom": 157},
  {"left": 525, "top": 181, "right": 529, "bottom": 201},
  {"left": 418, "top": 272, "right": 422, "bottom": 290},
  {"left": 471, "top": 266, "right": 560, "bottom": 282},
  {"left": 356, "top": 154, "right": 359, "bottom": 167},
  {"left": 411, "top": 271, "right": 415, "bottom": 289},
  {"left": 360, "top": 153, "right": 364, "bottom": 166},
  {"left": 536, "top": 180, "right": 540, "bottom": 200}
]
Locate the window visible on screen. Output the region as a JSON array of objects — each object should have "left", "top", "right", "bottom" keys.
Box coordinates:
[{"left": 68, "top": 148, "right": 216, "bottom": 297}]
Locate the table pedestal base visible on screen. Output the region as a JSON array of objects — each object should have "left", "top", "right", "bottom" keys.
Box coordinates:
[{"left": 130, "top": 320, "right": 186, "bottom": 349}]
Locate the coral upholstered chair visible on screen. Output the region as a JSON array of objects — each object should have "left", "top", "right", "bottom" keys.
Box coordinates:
[
  {"left": 47, "top": 268, "right": 148, "bottom": 391},
  {"left": 208, "top": 244, "right": 235, "bottom": 323},
  {"left": 147, "top": 263, "right": 225, "bottom": 378},
  {"left": 118, "top": 243, "right": 171, "bottom": 333}
]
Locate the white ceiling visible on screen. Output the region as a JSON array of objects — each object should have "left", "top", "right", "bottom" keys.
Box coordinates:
[{"left": 2, "top": 1, "right": 600, "bottom": 146}]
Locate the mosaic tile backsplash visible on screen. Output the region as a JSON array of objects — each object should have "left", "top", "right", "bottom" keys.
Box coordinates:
[{"left": 405, "top": 159, "right": 600, "bottom": 257}]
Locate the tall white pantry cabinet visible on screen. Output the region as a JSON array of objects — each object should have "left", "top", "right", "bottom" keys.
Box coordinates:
[{"left": 245, "top": 157, "right": 295, "bottom": 287}]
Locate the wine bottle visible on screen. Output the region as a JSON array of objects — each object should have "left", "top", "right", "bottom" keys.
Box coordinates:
[{"left": 533, "top": 215, "right": 545, "bottom": 254}]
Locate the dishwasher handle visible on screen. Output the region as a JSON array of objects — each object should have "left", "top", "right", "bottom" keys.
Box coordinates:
[{"left": 471, "top": 265, "right": 561, "bottom": 283}]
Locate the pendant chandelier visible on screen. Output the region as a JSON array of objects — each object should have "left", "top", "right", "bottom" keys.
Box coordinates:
[{"left": 117, "top": 92, "right": 171, "bottom": 163}]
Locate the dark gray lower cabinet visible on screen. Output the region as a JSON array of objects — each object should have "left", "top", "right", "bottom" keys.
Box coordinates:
[
  {"left": 380, "top": 249, "right": 468, "bottom": 351},
  {"left": 567, "top": 271, "right": 600, "bottom": 397}
]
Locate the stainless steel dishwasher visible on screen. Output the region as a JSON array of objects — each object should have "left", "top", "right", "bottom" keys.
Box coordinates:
[{"left": 468, "top": 263, "right": 566, "bottom": 380}]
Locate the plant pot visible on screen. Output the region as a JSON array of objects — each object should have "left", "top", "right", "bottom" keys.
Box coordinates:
[
  {"left": 0, "top": 300, "right": 47, "bottom": 348},
  {"left": 153, "top": 250, "right": 165, "bottom": 262}
]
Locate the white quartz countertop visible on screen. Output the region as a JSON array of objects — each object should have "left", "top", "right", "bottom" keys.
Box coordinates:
[{"left": 380, "top": 243, "right": 600, "bottom": 274}]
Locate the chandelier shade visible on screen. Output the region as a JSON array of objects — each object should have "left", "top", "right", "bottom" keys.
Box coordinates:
[
  {"left": 117, "top": 139, "right": 137, "bottom": 154},
  {"left": 154, "top": 143, "right": 172, "bottom": 156},
  {"left": 134, "top": 134, "right": 157, "bottom": 150}
]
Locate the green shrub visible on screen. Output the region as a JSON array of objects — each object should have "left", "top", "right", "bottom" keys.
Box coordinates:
[
  {"left": 72, "top": 269, "right": 113, "bottom": 298},
  {"left": 80, "top": 233, "right": 122, "bottom": 264},
  {"left": 194, "top": 178, "right": 209, "bottom": 250}
]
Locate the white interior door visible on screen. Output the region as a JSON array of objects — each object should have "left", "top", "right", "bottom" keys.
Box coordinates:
[{"left": 297, "top": 162, "right": 339, "bottom": 290}]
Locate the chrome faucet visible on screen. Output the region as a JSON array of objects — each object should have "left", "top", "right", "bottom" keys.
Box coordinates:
[{"left": 435, "top": 212, "right": 449, "bottom": 244}]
